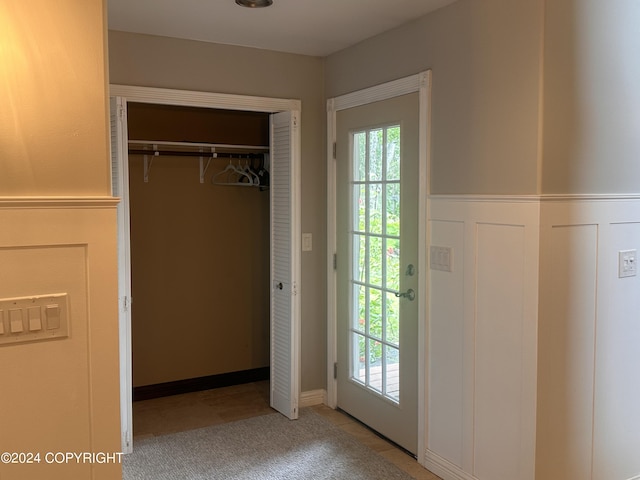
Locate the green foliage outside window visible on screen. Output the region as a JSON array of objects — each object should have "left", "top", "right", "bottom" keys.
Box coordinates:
[{"left": 353, "top": 125, "right": 401, "bottom": 367}]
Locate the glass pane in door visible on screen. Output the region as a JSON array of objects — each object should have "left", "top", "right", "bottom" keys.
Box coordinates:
[{"left": 349, "top": 124, "right": 401, "bottom": 404}]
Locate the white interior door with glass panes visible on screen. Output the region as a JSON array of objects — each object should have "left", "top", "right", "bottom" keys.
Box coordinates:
[{"left": 336, "top": 93, "right": 419, "bottom": 454}]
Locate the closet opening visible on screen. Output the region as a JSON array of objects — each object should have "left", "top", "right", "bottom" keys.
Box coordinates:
[
  {"left": 111, "top": 85, "right": 301, "bottom": 454},
  {"left": 125, "top": 102, "right": 272, "bottom": 405}
]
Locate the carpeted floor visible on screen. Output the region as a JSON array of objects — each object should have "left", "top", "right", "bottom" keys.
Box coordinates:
[{"left": 124, "top": 408, "right": 414, "bottom": 479}]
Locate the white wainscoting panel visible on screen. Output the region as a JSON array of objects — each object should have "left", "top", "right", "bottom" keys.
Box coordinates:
[
  {"left": 427, "top": 195, "right": 640, "bottom": 480},
  {"left": 427, "top": 197, "right": 539, "bottom": 480},
  {"left": 594, "top": 221, "right": 640, "bottom": 480},
  {"left": 474, "top": 223, "right": 526, "bottom": 480},
  {"left": 538, "top": 198, "right": 640, "bottom": 480},
  {"left": 537, "top": 223, "right": 598, "bottom": 479},
  {"left": 428, "top": 220, "right": 465, "bottom": 468},
  {"left": 0, "top": 199, "right": 121, "bottom": 479}
]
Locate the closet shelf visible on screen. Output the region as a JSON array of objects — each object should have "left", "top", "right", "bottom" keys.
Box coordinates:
[{"left": 127, "top": 140, "right": 269, "bottom": 184}]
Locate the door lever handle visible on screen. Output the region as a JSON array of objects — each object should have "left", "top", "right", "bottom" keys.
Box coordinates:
[{"left": 395, "top": 288, "right": 415, "bottom": 301}]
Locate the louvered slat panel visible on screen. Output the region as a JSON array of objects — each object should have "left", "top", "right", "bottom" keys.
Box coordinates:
[
  {"left": 110, "top": 97, "right": 120, "bottom": 197},
  {"left": 270, "top": 111, "right": 298, "bottom": 419}
]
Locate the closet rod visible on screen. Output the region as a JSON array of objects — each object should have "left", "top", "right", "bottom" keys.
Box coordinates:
[
  {"left": 129, "top": 140, "right": 268, "bottom": 150},
  {"left": 128, "top": 149, "right": 265, "bottom": 159}
]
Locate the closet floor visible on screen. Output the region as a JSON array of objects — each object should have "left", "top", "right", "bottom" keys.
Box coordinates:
[{"left": 132, "top": 380, "right": 441, "bottom": 480}]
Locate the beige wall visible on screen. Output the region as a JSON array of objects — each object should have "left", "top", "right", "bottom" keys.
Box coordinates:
[
  {"left": 325, "top": 0, "right": 544, "bottom": 195},
  {"left": 108, "top": 31, "right": 328, "bottom": 391},
  {"left": 0, "top": 1, "right": 111, "bottom": 196},
  {"left": 326, "top": 0, "right": 640, "bottom": 196},
  {"left": 0, "top": 1, "right": 121, "bottom": 479},
  {"left": 127, "top": 105, "right": 270, "bottom": 386},
  {"left": 542, "top": 0, "right": 640, "bottom": 194}
]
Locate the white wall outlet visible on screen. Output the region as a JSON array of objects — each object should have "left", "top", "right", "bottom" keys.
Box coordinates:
[
  {"left": 430, "top": 246, "right": 453, "bottom": 272},
  {"left": 618, "top": 249, "right": 637, "bottom": 278}
]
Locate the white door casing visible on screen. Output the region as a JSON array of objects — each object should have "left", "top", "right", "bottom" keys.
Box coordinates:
[
  {"left": 110, "top": 96, "right": 133, "bottom": 454},
  {"left": 109, "top": 85, "right": 302, "bottom": 452}
]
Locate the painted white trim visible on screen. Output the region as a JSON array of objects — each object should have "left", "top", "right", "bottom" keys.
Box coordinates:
[
  {"left": 109, "top": 84, "right": 300, "bottom": 112},
  {"left": 540, "top": 193, "right": 640, "bottom": 202},
  {"left": 331, "top": 74, "right": 427, "bottom": 111},
  {"left": 429, "top": 193, "right": 640, "bottom": 203},
  {"left": 0, "top": 196, "right": 119, "bottom": 209},
  {"left": 111, "top": 96, "right": 134, "bottom": 454},
  {"left": 326, "top": 71, "right": 431, "bottom": 464},
  {"left": 429, "top": 194, "right": 541, "bottom": 203},
  {"left": 416, "top": 71, "right": 432, "bottom": 466},
  {"left": 326, "top": 97, "right": 338, "bottom": 409},
  {"left": 424, "top": 450, "right": 477, "bottom": 480},
  {"left": 300, "top": 389, "right": 327, "bottom": 407}
]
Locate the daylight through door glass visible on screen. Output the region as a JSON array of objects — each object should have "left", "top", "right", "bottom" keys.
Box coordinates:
[{"left": 350, "top": 125, "right": 401, "bottom": 403}]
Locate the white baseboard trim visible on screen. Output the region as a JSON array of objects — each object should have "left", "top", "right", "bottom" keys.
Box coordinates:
[
  {"left": 627, "top": 475, "right": 640, "bottom": 480},
  {"left": 424, "top": 450, "right": 476, "bottom": 480},
  {"left": 300, "top": 389, "right": 327, "bottom": 407}
]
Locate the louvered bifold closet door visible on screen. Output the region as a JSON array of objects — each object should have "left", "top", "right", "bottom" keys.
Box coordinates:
[
  {"left": 270, "top": 111, "right": 301, "bottom": 420},
  {"left": 110, "top": 96, "right": 134, "bottom": 453}
]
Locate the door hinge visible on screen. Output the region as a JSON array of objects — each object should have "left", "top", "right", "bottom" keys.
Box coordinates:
[
  {"left": 333, "top": 253, "right": 337, "bottom": 270},
  {"left": 334, "top": 362, "right": 338, "bottom": 379},
  {"left": 333, "top": 142, "right": 337, "bottom": 159},
  {"left": 123, "top": 295, "right": 131, "bottom": 312}
]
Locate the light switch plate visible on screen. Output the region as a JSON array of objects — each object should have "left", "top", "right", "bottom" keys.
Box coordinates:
[
  {"left": 302, "top": 233, "right": 313, "bottom": 252},
  {"left": 618, "top": 249, "right": 637, "bottom": 278},
  {"left": 0, "top": 293, "right": 69, "bottom": 347},
  {"left": 430, "top": 246, "right": 453, "bottom": 272}
]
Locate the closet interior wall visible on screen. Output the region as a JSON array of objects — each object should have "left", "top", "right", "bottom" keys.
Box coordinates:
[{"left": 127, "top": 103, "right": 271, "bottom": 388}]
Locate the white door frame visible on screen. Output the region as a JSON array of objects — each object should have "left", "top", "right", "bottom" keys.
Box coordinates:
[
  {"left": 326, "top": 71, "right": 431, "bottom": 464},
  {"left": 109, "top": 84, "right": 302, "bottom": 451}
]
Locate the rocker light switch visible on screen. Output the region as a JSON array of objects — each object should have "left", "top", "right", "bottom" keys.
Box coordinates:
[
  {"left": 46, "top": 305, "right": 61, "bottom": 330},
  {"left": 10, "top": 309, "right": 24, "bottom": 333},
  {"left": 28, "top": 307, "right": 42, "bottom": 331}
]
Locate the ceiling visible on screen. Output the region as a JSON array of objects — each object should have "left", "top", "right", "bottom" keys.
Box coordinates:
[{"left": 107, "top": 0, "right": 457, "bottom": 57}]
